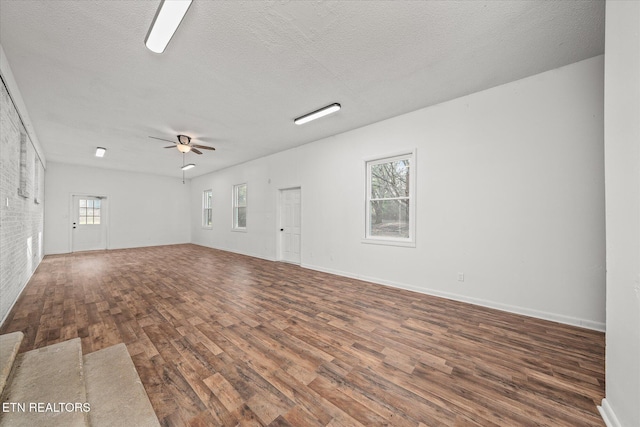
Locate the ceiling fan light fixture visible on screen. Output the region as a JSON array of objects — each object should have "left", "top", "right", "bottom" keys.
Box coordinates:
[
  {"left": 181, "top": 163, "right": 195, "bottom": 171},
  {"left": 95, "top": 147, "right": 106, "bottom": 157},
  {"left": 145, "top": 0, "right": 193, "bottom": 54},
  {"left": 176, "top": 144, "right": 191, "bottom": 153},
  {"left": 294, "top": 103, "right": 341, "bottom": 125}
]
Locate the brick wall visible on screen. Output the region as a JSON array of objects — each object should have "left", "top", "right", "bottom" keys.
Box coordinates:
[{"left": 0, "top": 77, "right": 45, "bottom": 325}]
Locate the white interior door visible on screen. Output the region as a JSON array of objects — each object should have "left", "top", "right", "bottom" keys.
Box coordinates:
[
  {"left": 72, "top": 195, "right": 107, "bottom": 252},
  {"left": 279, "top": 188, "right": 301, "bottom": 264}
]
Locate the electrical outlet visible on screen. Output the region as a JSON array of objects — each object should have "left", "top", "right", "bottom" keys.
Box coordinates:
[{"left": 457, "top": 272, "right": 464, "bottom": 282}]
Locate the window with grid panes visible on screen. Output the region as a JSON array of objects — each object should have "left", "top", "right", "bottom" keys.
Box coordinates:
[{"left": 79, "top": 199, "right": 101, "bottom": 225}]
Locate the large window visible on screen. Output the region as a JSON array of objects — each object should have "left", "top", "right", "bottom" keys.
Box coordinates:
[
  {"left": 233, "top": 183, "right": 247, "bottom": 230},
  {"left": 365, "top": 152, "right": 415, "bottom": 245},
  {"left": 203, "top": 190, "right": 212, "bottom": 228}
]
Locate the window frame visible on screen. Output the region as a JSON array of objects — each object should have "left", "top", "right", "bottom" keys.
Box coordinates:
[
  {"left": 34, "top": 157, "right": 41, "bottom": 204},
  {"left": 232, "top": 183, "right": 247, "bottom": 231},
  {"left": 202, "top": 189, "right": 213, "bottom": 229},
  {"left": 363, "top": 150, "right": 416, "bottom": 247},
  {"left": 17, "top": 132, "right": 29, "bottom": 198}
]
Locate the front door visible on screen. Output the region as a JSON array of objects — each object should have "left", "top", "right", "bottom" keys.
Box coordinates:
[
  {"left": 279, "top": 188, "right": 301, "bottom": 264},
  {"left": 72, "top": 195, "right": 107, "bottom": 252}
]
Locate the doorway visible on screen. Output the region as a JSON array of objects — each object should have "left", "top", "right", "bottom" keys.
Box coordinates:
[
  {"left": 278, "top": 187, "right": 301, "bottom": 264},
  {"left": 71, "top": 195, "right": 108, "bottom": 252}
]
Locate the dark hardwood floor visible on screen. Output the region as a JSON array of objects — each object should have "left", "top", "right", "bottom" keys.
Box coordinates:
[{"left": 0, "top": 244, "right": 605, "bottom": 426}]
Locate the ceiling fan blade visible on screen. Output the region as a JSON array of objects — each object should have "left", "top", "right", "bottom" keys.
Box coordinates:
[
  {"left": 191, "top": 147, "right": 203, "bottom": 155},
  {"left": 164, "top": 145, "right": 175, "bottom": 148},
  {"left": 149, "top": 136, "right": 177, "bottom": 144},
  {"left": 192, "top": 144, "right": 215, "bottom": 150}
]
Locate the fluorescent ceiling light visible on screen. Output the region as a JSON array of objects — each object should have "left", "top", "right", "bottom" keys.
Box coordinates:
[
  {"left": 95, "top": 147, "right": 106, "bottom": 157},
  {"left": 181, "top": 163, "right": 195, "bottom": 170},
  {"left": 145, "top": 0, "right": 192, "bottom": 54},
  {"left": 294, "top": 103, "right": 341, "bottom": 125}
]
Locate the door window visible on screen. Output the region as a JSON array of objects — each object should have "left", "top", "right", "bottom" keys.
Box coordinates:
[{"left": 79, "top": 199, "right": 101, "bottom": 225}]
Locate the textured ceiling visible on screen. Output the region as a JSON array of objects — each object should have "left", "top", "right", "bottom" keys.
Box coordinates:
[{"left": 0, "top": 0, "right": 605, "bottom": 178}]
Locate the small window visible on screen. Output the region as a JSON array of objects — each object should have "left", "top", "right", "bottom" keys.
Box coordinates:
[
  {"left": 365, "top": 151, "right": 415, "bottom": 245},
  {"left": 203, "top": 190, "right": 212, "bottom": 228},
  {"left": 233, "top": 183, "right": 247, "bottom": 230},
  {"left": 79, "top": 199, "right": 101, "bottom": 225}
]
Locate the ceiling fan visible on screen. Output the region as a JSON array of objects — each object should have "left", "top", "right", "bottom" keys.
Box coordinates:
[{"left": 149, "top": 134, "right": 215, "bottom": 154}]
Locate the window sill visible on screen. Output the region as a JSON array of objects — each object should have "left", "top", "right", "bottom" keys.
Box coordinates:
[
  {"left": 231, "top": 228, "right": 247, "bottom": 233},
  {"left": 361, "top": 238, "right": 415, "bottom": 248}
]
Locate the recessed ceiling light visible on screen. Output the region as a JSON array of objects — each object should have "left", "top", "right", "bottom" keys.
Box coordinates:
[
  {"left": 181, "top": 163, "right": 195, "bottom": 170},
  {"left": 145, "top": 0, "right": 193, "bottom": 54},
  {"left": 294, "top": 103, "right": 341, "bottom": 125},
  {"left": 95, "top": 147, "right": 106, "bottom": 157}
]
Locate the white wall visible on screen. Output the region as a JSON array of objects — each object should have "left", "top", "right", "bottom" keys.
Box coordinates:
[
  {"left": 191, "top": 55, "right": 606, "bottom": 330},
  {"left": 45, "top": 162, "right": 190, "bottom": 254},
  {"left": 600, "top": 2, "right": 640, "bottom": 426}
]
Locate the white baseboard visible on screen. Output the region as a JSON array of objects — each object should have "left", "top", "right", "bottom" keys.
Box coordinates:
[
  {"left": 301, "top": 262, "right": 606, "bottom": 332},
  {"left": 598, "top": 399, "right": 622, "bottom": 427},
  {"left": 5, "top": 248, "right": 605, "bottom": 333},
  {"left": 191, "top": 243, "right": 277, "bottom": 263}
]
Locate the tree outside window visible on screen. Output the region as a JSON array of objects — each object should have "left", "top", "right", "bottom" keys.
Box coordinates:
[{"left": 365, "top": 152, "right": 415, "bottom": 244}]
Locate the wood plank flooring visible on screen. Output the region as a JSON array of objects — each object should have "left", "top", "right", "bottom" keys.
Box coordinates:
[{"left": 0, "top": 244, "right": 605, "bottom": 426}]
